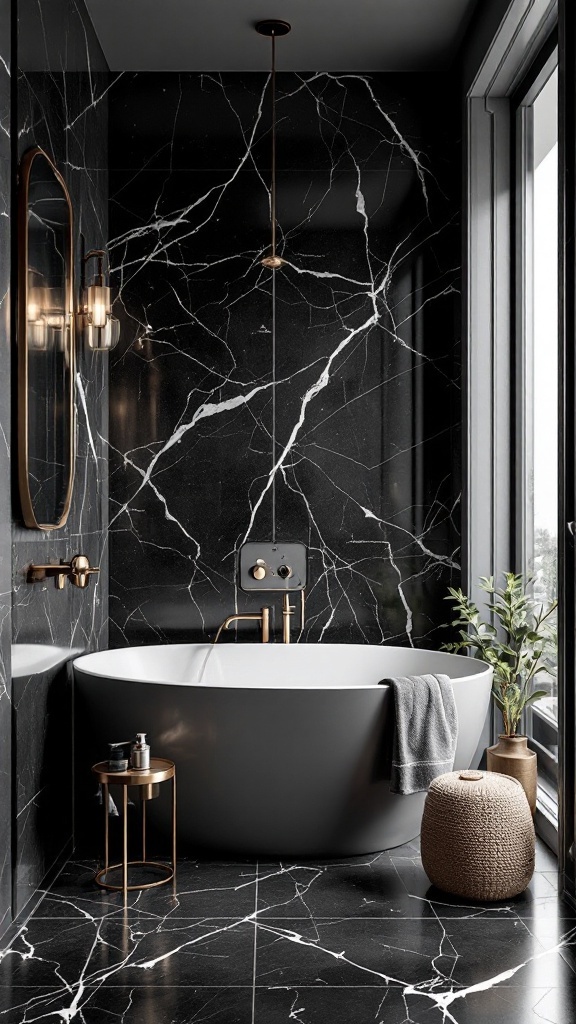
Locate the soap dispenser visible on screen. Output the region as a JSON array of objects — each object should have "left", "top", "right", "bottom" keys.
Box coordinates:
[{"left": 131, "top": 733, "right": 150, "bottom": 770}]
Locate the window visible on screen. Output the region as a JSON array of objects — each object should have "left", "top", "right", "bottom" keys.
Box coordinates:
[{"left": 516, "top": 57, "right": 559, "bottom": 808}]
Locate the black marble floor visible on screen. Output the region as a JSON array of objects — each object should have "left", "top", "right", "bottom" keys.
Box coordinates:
[{"left": 0, "top": 840, "right": 574, "bottom": 1023}]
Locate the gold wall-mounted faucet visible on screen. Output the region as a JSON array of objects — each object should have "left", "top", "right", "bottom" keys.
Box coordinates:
[
  {"left": 27, "top": 553, "right": 100, "bottom": 590},
  {"left": 213, "top": 592, "right": 305, "bottom": 645},
  {"left": 213, "top": 607, "right": 270, "bottom": 645},
  {"left": 282, "top": 593, "right": 294, "bottom": 644},
  {"left": 281, "top": 590, "right": 306, "bottom": 644}
]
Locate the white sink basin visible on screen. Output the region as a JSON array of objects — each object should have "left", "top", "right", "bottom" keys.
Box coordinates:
[{"left": 11, "top": 644, "right": 77, "bottom": 678}]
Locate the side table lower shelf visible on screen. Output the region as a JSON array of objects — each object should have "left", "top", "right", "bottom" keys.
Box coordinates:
[{"left": 92, "top": 757, "right": 176, "bottom": 901}]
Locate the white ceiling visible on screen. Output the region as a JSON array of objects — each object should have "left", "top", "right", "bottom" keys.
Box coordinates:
[{"left": 84, "top": 0, "right": 480, "bottom": 72}]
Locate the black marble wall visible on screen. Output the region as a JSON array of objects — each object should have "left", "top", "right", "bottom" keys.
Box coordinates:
[
  {"left": 108, "top": 72, "right": 461, "bottom": 648},
  {"left": 0, "top": 0, "right": 12, "bottom": 940},
  {"left": 1, "top": 0, "right": 109, "bottom": 932},
  {"left": 13, "top": 0, "right": 109, "bottom": 650}
]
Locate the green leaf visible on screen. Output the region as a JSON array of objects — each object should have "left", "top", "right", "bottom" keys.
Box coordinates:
[
  {"left": 441, "top": 571, "right": 556, "bottom": 720},
  {"left": 523, "top": 690, "right": 549, "bottom": 705}
]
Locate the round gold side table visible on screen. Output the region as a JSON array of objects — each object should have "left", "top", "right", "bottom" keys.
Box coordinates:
[{"left": 91, "top": 757, "right": 176, "bottom": 902}]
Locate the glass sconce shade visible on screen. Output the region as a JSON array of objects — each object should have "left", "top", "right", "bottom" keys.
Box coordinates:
[
  {"left": 86, "top": 283, "right": 109, "bottom": 329},
  {"left": 85, "top": 316, "right": 120, "bottom": 351}
]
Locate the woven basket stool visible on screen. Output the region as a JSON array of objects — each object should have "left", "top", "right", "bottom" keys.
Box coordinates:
[{"left": 421, "top": 770, "right": 535, "bottom": 901}]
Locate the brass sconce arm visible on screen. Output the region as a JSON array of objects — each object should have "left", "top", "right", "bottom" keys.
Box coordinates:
[{"left": 28, "top": 553, "right": 100, "bottom": 590}]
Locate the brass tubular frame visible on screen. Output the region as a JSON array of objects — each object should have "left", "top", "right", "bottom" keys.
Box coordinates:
[
  {"left": 17, "top": 146, "right": 76, "bottom": 530},
  {"left": 172, "top": 772, "right": 177, "bottom": 893},
  {"left": 93, "top": 759, "right": 176, "bottom": 903},
  {"left": 104, "top": 782, "right": 109, "bottom": 875},
  {"left": 122, "top": 786, "right": 128, "bottom": 901},
  {"left": 142, "top": 798, "right": 146, "bottom": 862}
]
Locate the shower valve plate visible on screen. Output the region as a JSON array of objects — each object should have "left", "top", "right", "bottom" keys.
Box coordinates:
[{"left": 239, "top": 542, "right": 307, "bottom": 592}]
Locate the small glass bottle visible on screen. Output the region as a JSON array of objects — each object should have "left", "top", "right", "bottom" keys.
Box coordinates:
[
  {"left": 108, "top": 742, "right": 129, "bottom": 772},
  {"left": 131, "top": 733, "right": 150, "bottom": 770}
]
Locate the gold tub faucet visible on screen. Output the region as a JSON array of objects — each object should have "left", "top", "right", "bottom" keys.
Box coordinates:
[
  {"left": 213, "top": 591, "right": 305, "bottom": 645},
  {"left": 213, "top": 606, "right": 270, "bottom": 645}
]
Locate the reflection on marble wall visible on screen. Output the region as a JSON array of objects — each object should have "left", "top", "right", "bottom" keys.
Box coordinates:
[
  {"left": 12, "top": 654, "right": 74, "bottom": 918},
  {"left": 6, "top": 0, "right": 109, "bottom": 930},
  {"left": 0, "top": 0, "right": 11, "bottom": 941},
  {"left": 108, "top": 72, "right": 461, "bottom": 648}
]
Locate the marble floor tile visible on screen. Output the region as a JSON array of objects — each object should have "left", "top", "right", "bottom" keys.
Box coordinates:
[
  {"left": 0, "top": 840, "right": 573, "bottom": 1024},
  {"left": 0, "top": 985, "right": 254, "bottom": 1024},
  {"left": 253, "top": 984, "right": 576, "bottom": 1024},
  {"left": 254, "top": 915, "right": 576, "bottom": 991},
  {"left": 256, "top": 857, "right": 562, "bottom": 922},
  {"left": 33, "top": 859, "right": 259, "bottom": 920},
  {"left": 0, "top": 915, "right": 255, "bottom": 990}
]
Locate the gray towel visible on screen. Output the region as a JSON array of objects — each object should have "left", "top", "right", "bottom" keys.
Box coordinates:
[{"left": 382, "top": 674, "right": 458, "bottom": 795}]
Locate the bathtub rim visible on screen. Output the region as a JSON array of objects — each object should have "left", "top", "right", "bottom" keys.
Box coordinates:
[{"left": 73, "top": 642, "right": 493, "bottom": 690}]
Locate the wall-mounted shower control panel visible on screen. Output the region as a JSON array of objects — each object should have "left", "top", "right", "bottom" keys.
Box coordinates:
[{"left": 239, "top": 542, "right": 307, "bottom": 592}]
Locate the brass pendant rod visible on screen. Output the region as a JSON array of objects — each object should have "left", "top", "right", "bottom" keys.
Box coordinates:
[
  {"left": 257, "top": 19, "right": 290, "bottom": 269},
  {"left": 270, "top": 30, "right": 277, "bottom": 260},
  {"left": 271, "top": 264, "right": 277, "bottom": 541}
]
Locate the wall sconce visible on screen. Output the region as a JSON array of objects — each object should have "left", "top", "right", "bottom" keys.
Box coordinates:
[{"left": 78, "top": 249, "right": 120, "bottom": 351}]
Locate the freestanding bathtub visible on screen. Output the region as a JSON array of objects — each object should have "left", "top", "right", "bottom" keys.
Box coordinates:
[{"left": 74, "top": 644, "right": 492, "bottom": 857}]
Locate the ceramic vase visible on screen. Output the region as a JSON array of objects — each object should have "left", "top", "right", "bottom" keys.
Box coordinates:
[{"left": 486, "top": 734, "right": 537, "bottom": 815}]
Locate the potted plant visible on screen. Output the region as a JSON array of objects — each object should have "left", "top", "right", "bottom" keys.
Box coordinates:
[{"left": 442, "top": 572, "right": 557, "bottom": 813}]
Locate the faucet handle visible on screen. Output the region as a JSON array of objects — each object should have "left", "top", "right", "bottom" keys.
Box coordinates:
[
  {"left": 251, "top": 559, "right": 268, "bottom": 581},
  {"left": 69, "top": 554, "right": 100, "bottom": 589}
]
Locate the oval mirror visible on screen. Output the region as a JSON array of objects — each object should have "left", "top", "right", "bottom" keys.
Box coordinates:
[{"left": 18, "top": 147, "right": 75, "bottom": 530}]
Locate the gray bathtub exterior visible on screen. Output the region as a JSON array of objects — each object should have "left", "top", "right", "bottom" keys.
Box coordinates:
[{"left": 74, "top": 644, "right": 492, "bottom": 857}]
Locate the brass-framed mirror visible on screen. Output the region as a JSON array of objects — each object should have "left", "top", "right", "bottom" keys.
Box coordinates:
[{"left": 18, "top": 147, "right": 75, "bottom": 530}]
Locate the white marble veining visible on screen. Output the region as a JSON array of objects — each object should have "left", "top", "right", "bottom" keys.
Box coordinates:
[
  {"left": 107, "top": 70, "right": 461, "bottom": 649},
  {"left": 5, "top": 0, "right": 110, "bottom": 934},
  {"left": 0, "top": 843, "right": 572, "bottom": 1023}
]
